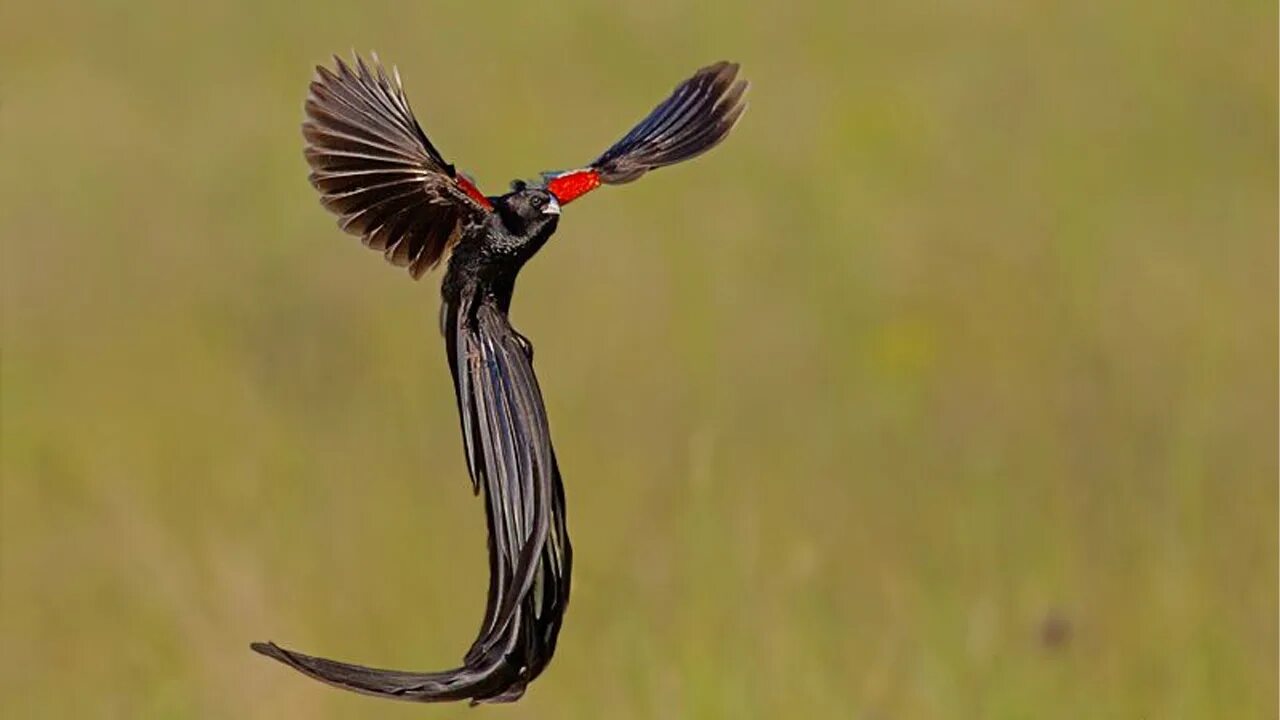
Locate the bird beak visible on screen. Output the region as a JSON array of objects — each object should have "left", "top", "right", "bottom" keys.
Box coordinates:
[{"left": 543, "top": 195, "right": 561, "bottom": 216}]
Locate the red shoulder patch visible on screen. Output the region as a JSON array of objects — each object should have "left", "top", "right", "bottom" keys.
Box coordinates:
[
  {"left": 546, "top": 169, "right": 601, "bottom": 205},
  {"left": 455, "top": 175, "right": 493, "bottom": 210}
]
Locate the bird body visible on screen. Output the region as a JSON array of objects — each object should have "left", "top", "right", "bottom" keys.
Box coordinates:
[{"left": 254, "top": 52, "right": 747, "bottom": 704}]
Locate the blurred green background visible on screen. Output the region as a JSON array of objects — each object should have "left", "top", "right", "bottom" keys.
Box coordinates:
[{"left": 1, "top": 1, "right": 1275, "bottom": 718}]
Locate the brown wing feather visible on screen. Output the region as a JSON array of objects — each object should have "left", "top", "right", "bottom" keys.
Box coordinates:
[
  {"left": 304, "top": 53, "right": 490, "bottom": 278},
  {"left": 543, "top": 61, "right": 748, "bottom": 204},
  {"left": 590, "top": 61, "right": 749, "bottom": 184}
]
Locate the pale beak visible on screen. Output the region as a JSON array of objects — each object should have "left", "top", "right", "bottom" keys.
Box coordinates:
[{"left": 543, "top": 195, "right": 561, "bottom": 215}]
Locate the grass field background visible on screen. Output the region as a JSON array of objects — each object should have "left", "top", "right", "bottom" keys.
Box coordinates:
[{"left": 2, "top": 1, "right": 1276, "bottom": 718}]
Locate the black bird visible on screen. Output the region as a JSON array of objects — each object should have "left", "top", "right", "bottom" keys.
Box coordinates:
[{"left": 252, "top": 53, "right": 748, "bottom": 705}]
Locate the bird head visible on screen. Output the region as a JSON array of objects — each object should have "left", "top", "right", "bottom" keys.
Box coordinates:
[{"left": 495, "top": 181, "right": 560, "bottom": 239}]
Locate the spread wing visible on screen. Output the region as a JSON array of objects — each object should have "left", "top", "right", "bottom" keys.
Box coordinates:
[
  {"left": 304, "top": 53, "right": 494, "bottom": 278},
  {"left": 252, "top": 299, "right": 571, "bottom": 704},
  {"left": 543, "top": 61, "right": 749, "bottom": 203}
]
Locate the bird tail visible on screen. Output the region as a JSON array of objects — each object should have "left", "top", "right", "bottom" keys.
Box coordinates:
[
  {"left": 249, "top": 640, "right": 528, "bottom": 704},
  {"left": 250, "top": 642, "right": 500, "bottom": 703},
  {"left": 251, "top": 468, "right": 572, "bottom": 705}
]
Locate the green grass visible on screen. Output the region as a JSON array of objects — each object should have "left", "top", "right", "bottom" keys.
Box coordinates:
[{"left": 1, "top": 1, "right": 1275, "bottom": 717}]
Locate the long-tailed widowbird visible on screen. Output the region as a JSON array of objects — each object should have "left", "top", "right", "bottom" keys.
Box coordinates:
[{"left": 253, "top": 52, "right": 748, "bottom": 705}]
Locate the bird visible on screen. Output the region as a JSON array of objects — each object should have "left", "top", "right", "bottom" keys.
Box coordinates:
[{"left": 252, "top": 52, "right": 748, "bottom": 705}]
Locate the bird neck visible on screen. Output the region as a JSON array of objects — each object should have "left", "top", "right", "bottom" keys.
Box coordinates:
[
  {"left": 481, "top": 211, "right": 559, "bottom": 276},
  {"left": 445, "top": 218, "right": 559, "bottom": 317}
]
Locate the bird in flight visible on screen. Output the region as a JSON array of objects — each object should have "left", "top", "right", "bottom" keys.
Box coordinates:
[{"left": 252, "top": 52, "right": 748, "bottom": 705}]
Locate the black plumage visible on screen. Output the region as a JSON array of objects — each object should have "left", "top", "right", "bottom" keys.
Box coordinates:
[
  {"left": 591, "top": 61, "right": 748, "bottom": 184},
  {"left": 253, "top": 52, "right": 747, "bottom": 704}
]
